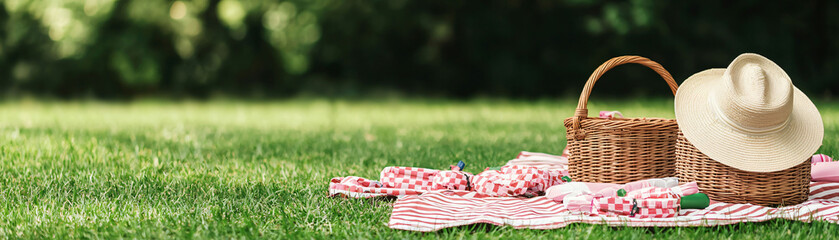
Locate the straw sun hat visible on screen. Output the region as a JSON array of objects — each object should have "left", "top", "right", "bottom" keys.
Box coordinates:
[{"left": 675, "top": 53, "right": 824, "bottom": 172}]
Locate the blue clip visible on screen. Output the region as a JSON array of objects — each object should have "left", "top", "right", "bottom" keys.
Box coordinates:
[{"left": 456, "top": 161, "right": 466, "bottom": 171}]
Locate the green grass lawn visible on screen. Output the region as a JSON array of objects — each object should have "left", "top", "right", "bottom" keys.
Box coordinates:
[{"left": 1, "top": 99, "right": 839, "bottom": 239}]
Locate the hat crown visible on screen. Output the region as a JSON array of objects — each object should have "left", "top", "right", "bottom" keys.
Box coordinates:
[{"left": 714, "top": 54, "right": 794, "bottom": 132}]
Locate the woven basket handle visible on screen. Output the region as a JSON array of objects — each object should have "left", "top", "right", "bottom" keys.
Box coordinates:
[{"left": 571, "top": 56, "right": 677, "bottom": 140}]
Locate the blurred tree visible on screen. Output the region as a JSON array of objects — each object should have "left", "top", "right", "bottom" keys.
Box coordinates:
[{"left": 0, "top": 0, "right": 837, "bottom": 99}]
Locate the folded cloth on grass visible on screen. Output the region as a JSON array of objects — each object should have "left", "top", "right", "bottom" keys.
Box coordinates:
[
  {"left": 329, "top": 176, "right": 421, "bottom": 198},
  {"left": 388, "top": 182, "right": 839, "bottom": 231},
  {"left": 329, "top": 166, "right": 473, "bottom": 198}
]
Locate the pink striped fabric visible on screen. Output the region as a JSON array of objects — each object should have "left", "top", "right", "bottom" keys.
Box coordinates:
[{"left": 389, "top": 182, "right": 839, "bottom": 231}]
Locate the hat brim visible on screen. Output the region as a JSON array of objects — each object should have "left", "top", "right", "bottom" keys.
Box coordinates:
[{"left": 675, "top": 69, "right": 824, "bottom": 172}]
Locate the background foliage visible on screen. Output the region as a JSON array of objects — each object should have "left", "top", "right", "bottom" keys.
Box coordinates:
[{"left": 2, "top": 0, "right": 838, "bottom": 99}]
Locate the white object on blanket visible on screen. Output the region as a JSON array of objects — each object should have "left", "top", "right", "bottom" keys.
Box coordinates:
[
  {"left": 646, "top": 177, "right": 679, "bottom": 189},
  {"left": 545, "top": 182, "right": 610, "bottom": 202},
  {"left": 505, "top": 151, "right": 569, "bottom": 172}
]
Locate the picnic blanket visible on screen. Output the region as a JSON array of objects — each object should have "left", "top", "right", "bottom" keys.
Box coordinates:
[
  {"left": 330, "top": 150, "right": 839, "bottom": 231},
  {"left": 388, "top": 182, "right": 839, "bottom": 231}
]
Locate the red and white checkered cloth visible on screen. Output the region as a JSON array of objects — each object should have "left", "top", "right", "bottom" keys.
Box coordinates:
[
  {"left": 432, "top": 170, "right": 472, "bottom": 191},
  {"left": 329, "top": 167, "right": 473, "bottom": 198},
  {"left": 389, "top": 182, "right": 839, "bottom": 231},
  {"left": 380, "top": 167, "right": 440, "bottom": 190},
  {"left": 471, "top": 165, "right": 567, "bottom": 197},
  {"left": 329, "top": 176, "right": 425, "bottom": 198},
  {"left": 591, "top": 196, "right": 680, "bottom": 218},
  {"left": 565, "top": 182, "right": 698, "bottom": 218}
]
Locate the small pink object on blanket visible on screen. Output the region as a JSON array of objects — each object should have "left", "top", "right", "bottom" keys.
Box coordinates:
[
  {"left": 812, "top": 161, "right": 839, "bottom": 182},
  {"left": 811, "top": 154, "right": 839, "bottom": 182}
]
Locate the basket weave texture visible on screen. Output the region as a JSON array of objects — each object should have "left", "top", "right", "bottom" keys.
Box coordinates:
[
  {"left": 676, "top": 132, "right": 811, "bottom": 206},
  {"left": 564, "top": 56, "right": 679, "bottom": 184}
]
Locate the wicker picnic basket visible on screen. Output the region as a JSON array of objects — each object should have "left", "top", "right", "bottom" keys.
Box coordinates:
[
  {"left": 676, "top": 132, "right": 811, "bottom": 206},
  {"left": 564, "top": 56, "right": 679, "bottom": 184}
]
